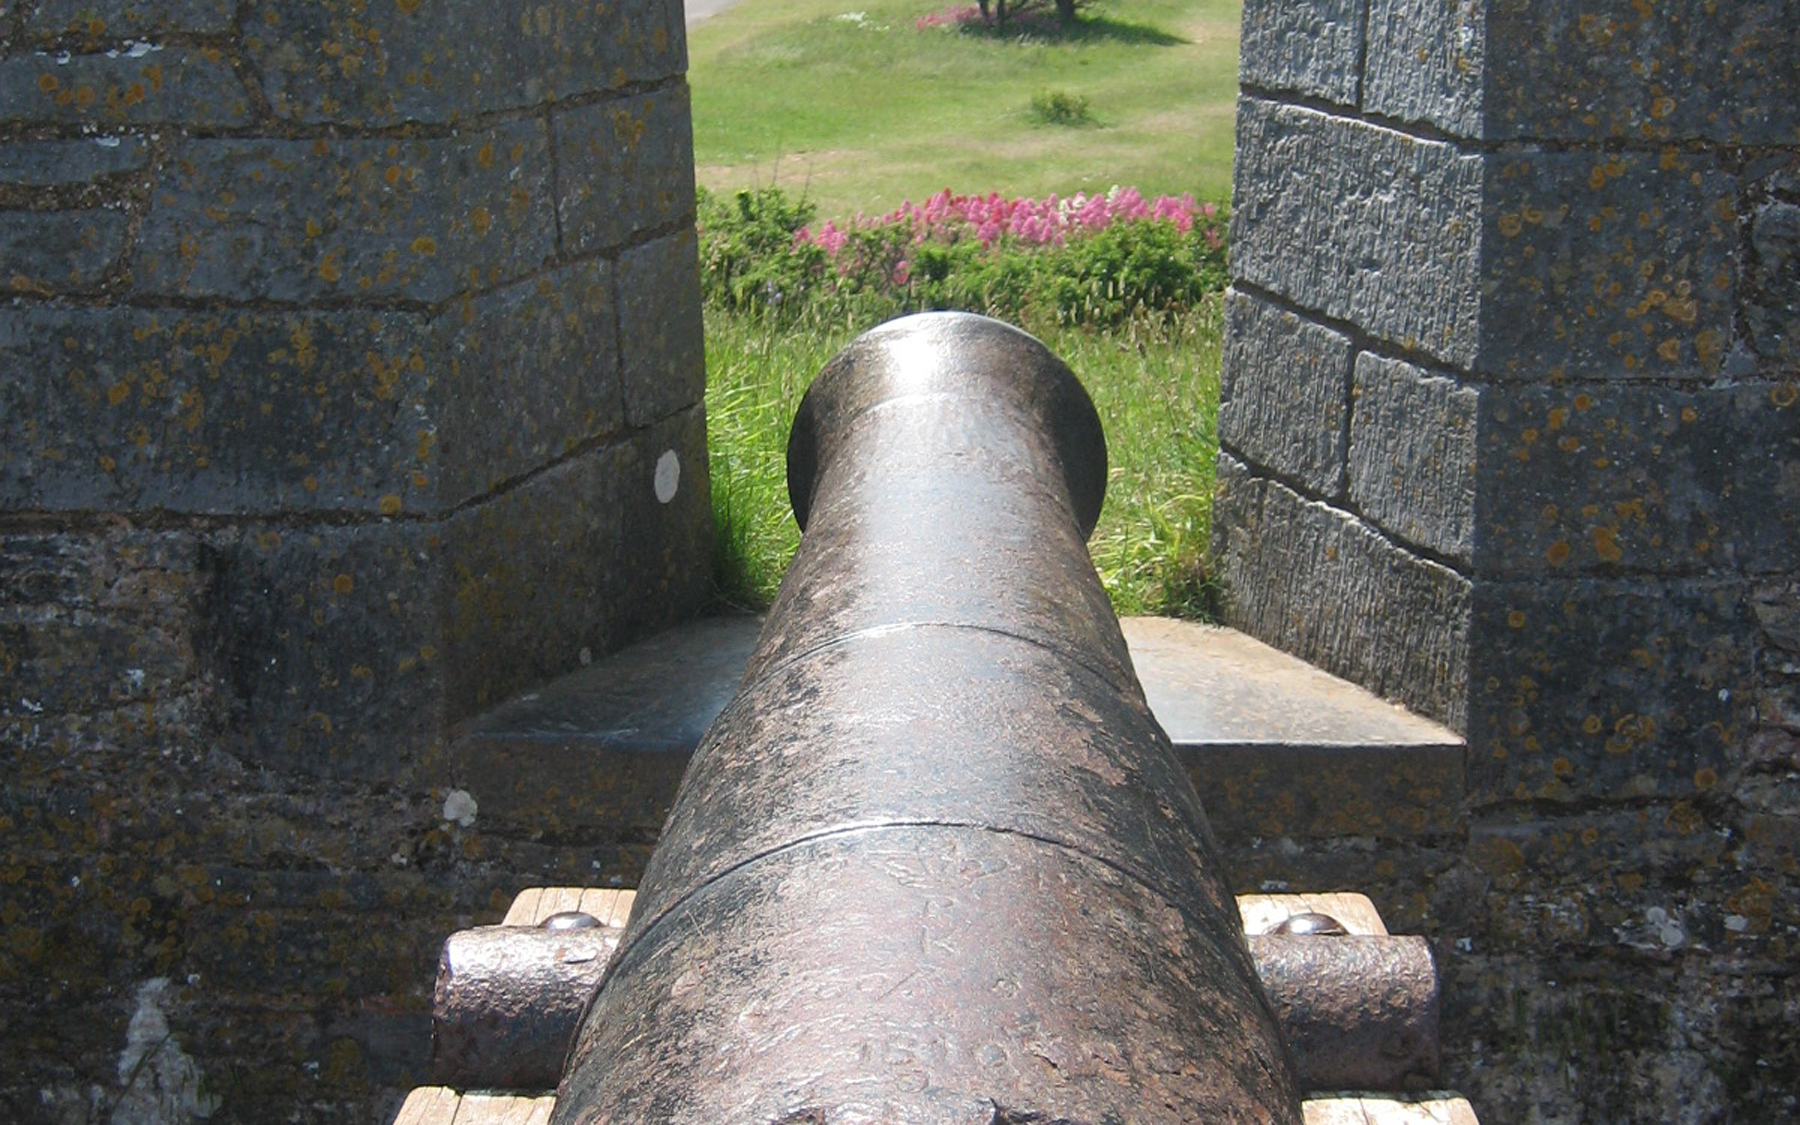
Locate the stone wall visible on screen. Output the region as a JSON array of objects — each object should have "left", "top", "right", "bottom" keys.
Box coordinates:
[
  {"left": 1216, "top": 0, "right": 1798, "bottom": 1119},
  {"left": 0, "top": 1, "right": 710, "bottom": 1119}
]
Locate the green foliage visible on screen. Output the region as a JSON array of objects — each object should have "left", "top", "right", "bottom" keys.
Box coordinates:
[
  {"left": 1029, "top": 88, "right": 1094, "bottom": 126},
  {"left": 695, "top": 185, "right": 1229, "bottom": 330}
]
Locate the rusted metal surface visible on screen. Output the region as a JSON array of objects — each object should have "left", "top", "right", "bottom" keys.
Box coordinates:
[
  {"left": 552, "top": 313, "right": 1301, "bottom": 1124},
  {"left": 432, "top": 910, "right": 1439, "bottom": 1095},
  {"left": 1249, "top": 934, "right": 1441, "bottom": 1092},
  {"left": 432, "top": 924, "right": 623, "bottom": 1091}
]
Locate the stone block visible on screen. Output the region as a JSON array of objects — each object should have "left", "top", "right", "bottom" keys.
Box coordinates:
[
  {"left": 1367, "top": 0, "right": 1800, "bottom": 145},
  {"left": 0, "top": 303, "right": 436, "bottom": 516},
  {"left": 1231, "top": 98, "right": 1484, "bottom": 370},
  {"left": 1218, "top": 287, "right": 1351, "bottom": 499},
  {"left": 202, "top": 520, "right": 445, "bottom": 779},
  {"left": 244, "top": 0, "right": 684, "bottom": 126},
  {"left": 1466, "top": 578, "right": 1755, "bottom": 807},
  {"left": 27, "top": 0, "right": 237, "bottom": 37},
  {"left": 132, "top": 123, "right": 555, "bottom": 303},
  {"left": 1213, "top": 454, "right": 1473, "bottom": 729},
  {"left": 618, "top": 227, "right": 705, "bottom": 427},
  {"left": 0, "top": 529, "right": 206, "bottom": 742},
  {"left": 1484, "top": 0, "right": 1800, "bottom": 146},
  {"left": 0, "top": 47, "right": 249, "bottom": 128},
  {"left": 437, "top": 260, "right": 623, "bottom": 507},
  {"left": 553, "top": 83, "right": 696, "bottom": 258},
  {"left": 440, "top": 406, "right": 710, "bottom": 719},
  {"left": 1474, "top": 380, "right": 1800, "bottom": 576},
  {"left": 1362, "top": 0, "right": 1485, "bottom": 136},
  {"left": 1748, "top": 200, "right": 1798, "bottom": 364},
  {"left": 1237, "top": 0, "right": 1364, "bottom": 105},
  {"left": 0, "top": 137, "right": 149, "bottom": 187},
  {"left": 1349, "top": 352, "right": 1478, "bottom": 560},
  {"left": 0, "top": 209, "right": 127, "bottom": 294},
  {"left": 1479, "top": 149, "right": 1737, "bottom": 382}
]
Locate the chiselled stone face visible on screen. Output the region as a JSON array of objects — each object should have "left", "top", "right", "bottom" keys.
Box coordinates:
[{"left": 2, "top": 0, "right": 709, "bottom": 1115}]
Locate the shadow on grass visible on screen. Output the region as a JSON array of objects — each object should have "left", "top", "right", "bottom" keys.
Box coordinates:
[{"left": 958, "top": 14, "right": 1188, "bottom": 46}]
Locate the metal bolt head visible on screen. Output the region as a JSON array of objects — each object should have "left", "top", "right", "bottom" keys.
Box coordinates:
[
  {"left": 1269, "top": 911, "right": 1348, "bottom": 936},
  {"left": 542, "top": 911, "right": 602, "bottom": 931}
]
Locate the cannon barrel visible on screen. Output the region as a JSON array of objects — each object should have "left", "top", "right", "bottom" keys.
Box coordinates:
[{"left": 551, "top": 313, "right": 1303, "bottom": 1124}]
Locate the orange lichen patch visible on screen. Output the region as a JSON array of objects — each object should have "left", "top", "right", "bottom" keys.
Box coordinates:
[
  {"left": 1592, "top": 525, "right": 1623, "bottom": 563},
  {"left": 411, "top": 235, "right": 438, "bottom": 256},
  {"left": 1508, "top": 610, "right": 1527, "bottom": 629},
  {"left": 1547, "top": 540, "right": 1572, "bottom": 565},
  {"left": 1694, "top": 767, "right": 1719, "bottom": 791},
  {"left": 1773, "top": 384, "right": 1799, "bottom": 409},
  {"left": 378, "top": 494, "right": 403, "bottom": 515},
  {"left": 1552, "top": 757, "right": 1575, "bottom": 777},
  {"left": 332, "top": 574, "right": 354, "bottom": 595}
]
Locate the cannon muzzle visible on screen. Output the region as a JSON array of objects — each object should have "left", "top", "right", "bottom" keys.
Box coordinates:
[{"left": 551, "top": 313, "right": 1303, "bottom": 1124}]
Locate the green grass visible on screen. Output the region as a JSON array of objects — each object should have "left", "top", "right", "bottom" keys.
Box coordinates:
[
  {"left": 688, "top": 0, "right": 1241, "bottom": 219},
  {"left": 704, "top": 303, "right": 1225, "bottom": 617},
  {"left": 692, "top": 0, "right": 1238, "bottom": 617}
]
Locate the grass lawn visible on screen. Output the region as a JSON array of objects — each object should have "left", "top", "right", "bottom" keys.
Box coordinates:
[
  {"left": 688, "top": 0, "right": 1242, "bottom": 219},
  {"left": 690, "top": 0, "right": 1240, "bottom": 617}
]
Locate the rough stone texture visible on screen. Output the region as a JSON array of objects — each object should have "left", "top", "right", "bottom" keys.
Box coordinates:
[
  {"left": 1474, "top": 380, "right": 1800, "bottom": 576},
  {"left": 440, "top": 406, "right": 712, "bottom": 719},
  {"left": 1212, "top": 454, "right": 1472, "bottom": 730},
  {"left": 1220, "top": 4, "right": 1800, "bottom": 1120},
  {"left": 0, "top": 0, "right": 709, "bottom": 1118},
  {"left": 1466, "top": 578, "right": 1756, "bottom": 806},
  {"left": 1362, "top": 0, "right": 1485, "bottom": 136},
  {"left": 553, "top": 83, "right": 698, "bottom": 257},
  {"left": 1237, "top": 0, "right": 1363, "bottom": 105},
  {"left": 437, "top": 260, "right": 622, "bottom": 507},
  {"left": 1218, "top": 287, "right": 1351, "bottom": 499},
  {"left": 0, "top": 47, "right": 250, "bottom": 129},
  {"left": 0, "top": 303, "right": 436, "bottom": 514},
  {"left": 1478, "top": 148, "right": 1738, "bottom": 383},
  {"left": 243, "top": 0, "right": 685, "bottom": 126},
  {"left": 1348, "top": 352, "right": 1478, "bottom": 561},
  {"left": 26, "top": 0, "right": 238, "bottom": 37},
  {"left": 0, "top": 210, "right": 128, "bottom": 294},
  {"left": 133, "top": 125, "right": 558, "bottom": 304},
  {"left": 1366, "top": 0, "right": 1800, "bottom": 145},
  {"left": 1231, "top": 98, "right": 1485, "bottom": 369},
  {"left": 0, "top": 137, "right": 150, "bottom": 187},
  {"left": 618, "top": 228, "right": 706, "bottom": 426},
  {"left": 1749, "top": 199, "right": 1799, "bottom": 365}
]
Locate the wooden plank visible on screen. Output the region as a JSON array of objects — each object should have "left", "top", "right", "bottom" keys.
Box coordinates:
[
  {"left": 576, "top": 887, "right": 634, "bottom": 927},
  {"left": 1238, "top": 892, "right": 1387, "bottom": 936},
  {"left": 451, "top": 1093, "right": 556, "bottom": 1125},
  {"left": 391, "top": 1086, "right": 460, "bottom": 1125},
  {"left": 1302, "top": 1096, "right": 1480, "bottom": 1125},
  {"left": 501, "top": 888, "right": 542, "bottom": 927}
]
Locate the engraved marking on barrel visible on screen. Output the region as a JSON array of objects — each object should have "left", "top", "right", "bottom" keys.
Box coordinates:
[{"left": 653, "top": 449, "right": 680, "bottom": 503}]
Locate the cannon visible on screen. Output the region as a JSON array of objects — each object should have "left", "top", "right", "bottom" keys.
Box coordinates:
[{"left": 547, "top": 312, "right": 1304, "bottom": 1124}]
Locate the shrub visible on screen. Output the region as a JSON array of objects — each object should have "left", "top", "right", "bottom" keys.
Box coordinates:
[
  {"left": 1029, "top": 88, "right": 1093, "bottom": 126},
  {"left": 695, "top": 185, "right": 1229, "bottom": 329}
]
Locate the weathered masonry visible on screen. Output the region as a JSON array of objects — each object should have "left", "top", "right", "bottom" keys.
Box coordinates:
[
  {"left": 1, "top": 0, "right": 709, "bottom": 1118},
  {"left": 1216, "top": 0, "right": 1799, "bottom": 1119}
]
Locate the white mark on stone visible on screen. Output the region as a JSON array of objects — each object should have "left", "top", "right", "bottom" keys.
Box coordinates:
[
  {"left": 112, "top": 978, "right": 219, "bottom": 1124},
  {"left": 20, "top": 698, "right": 43, "bottom": 713},
  {"left": 1725, "top": 914, "right": 1750, "bottom": 933},
  {"left": 1454, "top": 937, "right": 1474, "bottom": 953},
  {"left": 125, "top": 41, "right": 160, "bottom": 58},
  {"left": 579, "top": 646, "right": 593, "bottom": 667},
  {"left": 442, "top": 789, "right": 478, "bottom": 827},
  {"left": 654, "top": 450, "right": 681, "bottom": 504},
  {"left": 96, "top": 136, "right": 122, "bottom": 148}
]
